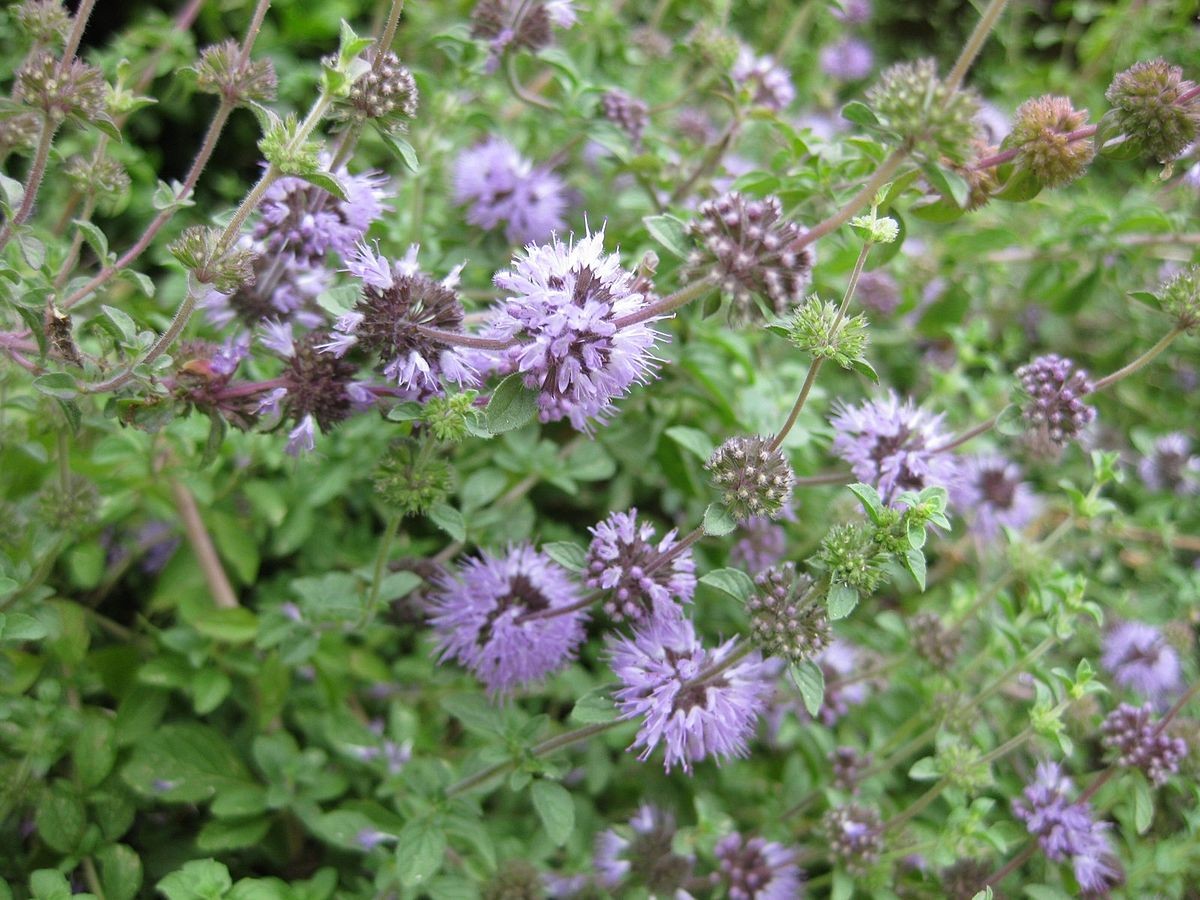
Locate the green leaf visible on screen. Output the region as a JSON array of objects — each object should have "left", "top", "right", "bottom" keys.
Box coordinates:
[
  {"left": 486, "top": 373, "right": 539, "bottom": 434},
  {"left": 298, "top": 170, "right": 349, "bottom": 202},
  {"left": 74, "top": 713, "right": 117, "bottom": 788},
  {"left": 315, "top": 284, "right": 362, "bottom": 318},
  {"left": 192, "top": 668, "right": 232, "bottom": 715},
  {"left": 908, "top": 757, "right": 940, "bottom": 781},
  {"left": 196, "top": 816, "right": 272, "bottom": 852},
  {"left": 156, "top": 859, "right": 233, "bottom": 900},
  {"left": 121, "top": 723, "right": 253, "bottom": 803},
  {"left": 703, "top": 502, "right": 738, "bottom": 536},
  {"left": 642, "top": 214, "right": 691, "bottom": 258},
  {"left": 543, "top": 541, "right": 587, "bottom": 572},
  {"left": 698, "top": 567, "right": 756, "bottom": 602},
  {"left": 33, "top": 372, "right": 78, "bottom": 400},
  {"left": 903, "top": 547, "right": 927, "bottom": 591},
  {"left": 994, "top": 166, "right": 1042, "bottom": 203},
  {"left": 189, "top": 608, "right": 259, "bottom": 644},
  {"left": 531, "top": 780, "right": 575, "bottom": 846},
  {"left": 35, "top": 780, "right": 87, "bottom": 854},
  {"left": 17, "top": 231, "right": 45, "bottom": 269},
  {"left": 75, "top": 220, "right": 110, "bottom": 262},
  {"left": 395, "top": 821, "right": 446, "bottom": 886},
  {"left": 922, "top": 162, "right": 970, "bottom": 208},
  {"left": 0, "top": 612, "right": 49, "bottom": 641},
  {"left": 96, "top": 844, "right": 142, "bottom": 900},
  {"left": 428, "top": 502, "right": 467, "bottom": 542},
  {"left": 101, "top": 305, "right": 137, "bottom": 343},
  {"left": 570, "top": 687, "right": 617, "bottom": 724},
  {"left": 840, "top": 100, "right": 879, "bottom": 129},
  {"left": 790, "top": 660, "right": 824, "bottom": 717},
  {"left": 28, "top": 871, "right": 72, "bottom": 900},
  {"left": 665, "top": 426, "right": 715, "bottom": 461},
  {"left": 1131, "top": 771, "right": 1153, "bottom": 834},
  {"left": 846, "top": 483, "right": 884, "bottom": 524},
  {"left": 850, "top": 357, "right": 879, "bottom": 383},
  {"left": 827, "top": 582, "right": 858, "bottom": 619},
  {"left": 373, "top": 125, "right": 420, "bottom": 172},
  {"left": 441, "top": 694, "right": 506, "bottom": 736},
  {"left": 994, "top": 404, "right": 1024, "bottom": 437}
]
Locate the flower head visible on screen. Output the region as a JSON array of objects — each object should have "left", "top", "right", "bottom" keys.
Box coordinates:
[
  {"left": 1101, "top": 621, "right": 1182, "bottom": 701},
  {"left": 824, "top": 804, "right": 884, "bottom": 875},
  {"left": 909, "top": 611, "right": 963, "bottom": 670},
  {"left": 866, "top": 59, "right": 980, "bottom": 163},
  {"left": 731, "top": 48, "right": 795, "bottom": 112},
  {"left": 608, "top": 617, "right": 773, "bottom": 773},
  {"left": 1138, "top": 433, "right": 1200, "bottom": 494},
  {"left": 1014, "top": 354, "right": 1096, "bottom": 456},
  {"left": 584, "top": 508, "right": 695, "bottom": 623},
  {"left": 1105, "top": 59, "right": 1199, "bottom": 162},
  {"left": 706, "top": 435, "right": 795, "bottom": 521},
  {"left": 820, "top": 38, "right": 874, "bottom": 82},
  {"left": 256, "top": 168, "right": 387, "bottom": 264},
  {"left": 275, "top": 333, "right": 359, "bottom": 439},
  {"left": 684, "top": 192, "right": 814, "bottom": 322},
  {"left": 1008, "top": 95, "right": 1094, "bottom": 188},
  {"left": 714, "top": 832, "right": 804, "bottom": 900},
  {"left": 854, "top": 269, "right": 900, "bottom": 316},
  {"left": 15, "top": 50, "right": 106, "bottom": 123},
  {"left": 453, "top": 137, "right": 567, "bottom": 244},
  {"left": 601, "top": 90, "right": 650, "bottom": 145},
  {"left": 429, "top": 544, "right": 588, "bottom": 694},
  {"left": 830, "top": 392, "right": 960, "bottom": 502},
  {"left": 748, "top": 563, "right": 831, "bottom": 664},
  {"left": 1157, "top": 263, "right": 1200, "bottom": 331},
  {"left": 1101, "top": 702, "right": 1188, "bottom": 787},
  {"left": 343, "top": 50, "right": 418, "bottom": 124},
  {"left": 487, "top": 229, "right": 665, "bottom": 430},
  {"left": 594, "top": 806, "right": 694, "bottom": 895},
  {"left": 830, "top": 746, "right": 872, "bottom": 793},
  {"left": 730, "top": 516, "right": 789, "bottom": 576},
  {"left": 951, "top": 454, "right": 1042, "bottom": 539}
]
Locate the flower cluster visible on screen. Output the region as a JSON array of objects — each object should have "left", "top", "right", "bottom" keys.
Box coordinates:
[
  {"left": 866, "top": 58, "right": 979, "bottom": 163},
  {"left": 1013, "top": 762, "right": 1123, "bottom": 895},
  {"left": 608, "top": 616, "right": 773, "bottom": 773},
  {"left": 452, "top": 137, "right": 567, "bottom": 244},
  {"left": 909, "top": 611, "right": 963, "bottom": 670},
  {"left": 343, "top": 50, "right": 418, "bottom": 125},
  {"left": 706, "top": 435, "right": 795, "bottom": 521},
  {"left": 731, "top": 48, "right": 795, "bottom": 112},
  {"left": 951, "top": 454, "right": 1041, "bottom": 539},
  {"left": 470, "top": 0, "right": 576, "bottom": 67},
  {"left": 1101, "top": 621, "right": 1182, "bottom": 701},
  {"left": 600, "top": 90, "right": 649, "bottom": 145},
  {"left": 1101, "top": 703, "right": 1188, "bottom": 786},
  {"left": 1008, "top": 95, "right": 1094, "bottom": 188},
  {"left": 714, "top": 832, "right": 804, "bottom": 899},
  {"left": 584, "top": 508, "right": 695, "bottom": 623},
  {"left": 1105, "top": 59, "right": 1199, "bottom": 162},
  {"left": 824, "top": 803, "right": 884, "bottom": 874},
  {"left": 1138, "top": 432, "right": 1200, "bottom": 494},
  {"left": 428, "top": 544, "right": 588, "bottom": 694},
  {"left": 820, "top": 38, "right": 873, "bottom": 82},
  {"left": 594, "top": 806, "right": 694, "bottom": 895},
  {"left": 1014, "top": 353, "right": 1096, "bottom": 456},
  {"left": 747, "top": 563, "right": 831, "bottom": 664}
]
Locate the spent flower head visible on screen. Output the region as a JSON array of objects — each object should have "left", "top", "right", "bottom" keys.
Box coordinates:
[
  {"left": 593, "top": 806, "right": 694, "bottom": 895},
  {"left": 1105, "top": 59, "right": 1199, "bottom": 162},
  {"left": 706, "top": 435, "right": 794, "bottom": 521},
  {"left": 193, "top": 40, "right": 278, "bottom": 106},
  {"left": 168, "top": 227, "right": 258, "bottom": 294},
  {"left": 15, "top": 50, "right": 107, "bottom": 123},
  {"left": 1008, "top": 94, "right": 1094, "bottom": 188},
  {"left": 748, "top": 563, "right": 831, "bottom": 664},
  {"left": 714, "top": 832, "right": 804, "bottom": 899},
  {"left": 15, "top": 0, "right": 71, "bottom": 45}
]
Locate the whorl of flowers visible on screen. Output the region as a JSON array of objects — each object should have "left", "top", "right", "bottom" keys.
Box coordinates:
[
  {"left": 257, "top": 330, "right": 361, "bottom": 454},
  {"left": 470, "top": 0, "right": 575, "bottom": 66},
  {"left": 714, "top": 832, "right": 804, "bottom": 900},
  {"left": 1013, "top": 762, "right": 1123, "bottom": 895},
  {"left": 452, "top": 137, "right": 567, "bottom": 245},
  {"left": 748, "top": 563, "right": 831, "bottom": 664},
  {"left": 428, "top": 543, "right": 588, "bottom": 694},
  {"left": 824, "top": 804, "right": 884, "bottom": 874},
  {"left": 593, "top": 806, "right": 694, "bottom": 895},
  {"left": 344, "top": 50, "right": 418, "bottom": 124},
  {"left": 373, "top": 440, "right": 453, "bottom": 516},
  {"left": 584, "top": 508, "right": 695, "bottom": 623},
  {"left": 1105, "top": 59, "right": 1199, "bottom": 162},
  {"left": 820, "top": 38, "right": 874, "bottom": 82},
  {"left": 909, "top": 611, "right": 963, "bottom": 670},
  {"left": 255, "top": 168, "right": 387, "bottom": 264},
  {"left": 854, "top": 269, "right": 900, "bottom": 316},
  {"left": 64, "top": 154, "right": 130, "bottom": 214},
  {"left": 486, "top": 229, "right": 665, "bottom": 430},
  {"left": 830, "top": 392, "right": 960, "bottom": 502},
  {"left": 951, "top": 454, "right": 1042, "bottom": 540},
  {"left": 0, "top": 110, "right": 41, "bottom": 157},
  {"left": 1101, "top": 621, "right": 1182, "bottom": 701},
  {"left": 830, "top": 746, "right": 872, "bottom": 793},
  {"left": 684, "top": 192, "right": 814, "bottom": 322},
  {"left": 866, "top": 59, "right": 980, "bottom": 163},
  {"left": 1008, "top": 95, "right": 1095, "bottom": 188},
  {"left": 323, "top": 243, "right": 475, "bottom": 395},
  {"left": 600, "top": 89, "right": 650, "bottom": 145},
  {"left": 193, "top": 40, "right": 278, "bottom": 106},
  {"left": 608, "top": 616, "right": 773, "bottom": 773},
  {"left": 15, "top": 0, "right": 71, "bottom": 45},
  {"left": 731, "top": 47, "right": 795, "bottom": 112},
  {"left": 15, "top": 50, "right": 107, "bottom": 123},
  {"left": 1157, "top": 263, "right": 1200, "bottom": 331},
  {"left": 706, "top": 435, "right": 795, "bottom": 521},
  {"left": 1138, "top": 432, "right": 1200, "bottom": 494},
  {"left": 1014, "top": 354, "right": 1096, "bottom": 456},
  {"left": 1101, "top": 703, "right": 1188, "bottom": 787}
]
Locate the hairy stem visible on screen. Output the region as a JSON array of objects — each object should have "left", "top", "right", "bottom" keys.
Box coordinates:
[
  {"left": 362, "top": 515, "right": 402, "bottom": 627},
  {"left": 0, "top": 117, "right": 57, "bottom": 254},
  {"left": 944, "top": 0, "right": 1012, "bottom": 92},
  {"left": 170, "top": 477, "right": 239, "bottom": 609},
  {"left": 797, "top": 149, "right": 908, "bottom": 248},
  {"left": 614, "top": 277, "right": 718, "bottom": 328}
]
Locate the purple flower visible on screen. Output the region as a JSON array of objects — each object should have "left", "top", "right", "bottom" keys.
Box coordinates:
[
  {"left": 714, "top": 832, "right": 804, "bottom": 899},
  {"left": 1101, "top": 621, "right": 1182, "bottom": 701},
  {"left": 585, "top": 508, "right": 695, "bottom": 622},
  {"left": 820, "top": 38, "right": 874, "bottom": 81},
  {"left": 429, "top": 544, "right": 588, "bottom": 694},
  {"left": 1015, "top": 353, "right": 1096, "bottom": 455},
  {"left": 832, "top": 0, "right": 871, "bottom": 24},
  {"left": 1101, "top": 702, "right": 1188, "bottom": 786},
  {"left": 256, "top": 167, "right": 387, "bottom": 263},
  {"left": 287, "top": 414, "right": 317, "bottom": 456},
  {"left": 854, "top": 269, "right": 900, "bottom": 316},
  {"left": 453, "top": 137, "right": 567, "bottom": 244},
  {"left": 730, "top": 515, "right": 789, "bottom": 576},
  {"left": 830, "top": 392, "right": 961, "bottom": 502},
  {"left": 1138, "top": 432, "right": 1200, "bottom": 495},
  {"left": 824, "top": 804, "right": 884, "bottom": 874},
  {"left": 1013, "top": 762, "right": 1123, "bottom": 894},
  {"left": 608, "top": 617, "right": 773, "bottom": 773},
  {"left": 594, "top": 806, "right": 694, "bottom": 894},
  {"left": 485, "top": 229, "right": 665, "bottom": 430},
  {"left": 951, "top": 454, "right": 1042, "bottom": 539},
  {"left": 259, "top": 318, "right": 295, "bottom": 357},
  {"left": 211, "top": 333, "right": 250, "bottom": 376},
  {"left": 732, "top": 48, "right": 795, "bottom": 112}
]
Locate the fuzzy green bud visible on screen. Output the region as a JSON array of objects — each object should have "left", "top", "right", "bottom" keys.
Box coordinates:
[
  {"left": 38, "top": 475, "right": 99, "bottom": 531},
  {"left": 374, "top": 441, "right": 452, "bottom": 517},
  {"left": 815, "top": 523, "right": 889, "bottom": 594},
  {"left": 258, "top": 115, "right": 322, "bottom": 176},
  {"left": 15, "top": 50, "right": 107, "bottom": 123},
  {"left": 65, "top": 155, "right": 130, "bottom": 214},
  {"left": 424, "top": 391, "right": 478, "bottom": 443},
  {"left": 785, "top": 297, "right": 871, "bottom": 369},
  {"left": 15, "top": 0, "right": 71, "bottom": 45},
  {"left": 1105, "top": 59, "right": 1199, "bottom": 163},
  {"left": 705, "top": 435, "right": 794, "bottom": 521},
  {"left": 1157, "top": 263, "right": 1200, "bottom": 331},
  {"left": 168, "top": 226, "right": 258, "bottom": 294},
  {"left": 849, "top": 214, "right": 899, "bottom": 244},
  {"left": 866, "top": 59, "right": 980, "bottom": 163},
  {"left": 1007, "top": 95, "right": 1094, "bottom": 188}
]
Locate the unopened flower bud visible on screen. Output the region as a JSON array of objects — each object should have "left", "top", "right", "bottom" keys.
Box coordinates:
[
  {"left": 15, "top": 0, "right": 71, "bottom": 45},
  {"left": 601, "top": 90, "right": 649, "bottom": 144},
  {"left": 1157, "top": 263, "right": 1200, "bottom": 331},
  {"left": 706, "top": 435, "right": 795, "bottom": 521},
  {"left": 374, "top": 440, "right": 453, "bottom": 516},
  {"left": 1014, "top": 353, "right": 1096, "bottom": 456},
  {"left": 824, "top": 804, "right": 884, "bottom": 874},
  {"left": 866, "top": 59, "right": 979, "bottom": 163},
  {"left": 786, "top": 296, "right": 871, "bottom": 369},
  {"left": 1101, "top": 703, "right": 1188, "bottom": 787},
  {"left": 65, "top": 155, "right": 130, "bottom": 213},
  {"left": 193, "top": 40, "right": 278, "bottom": 106},
  {"left": 1105, "top": 59, "right": 1199, "bottom": 162},
  {"left": 0, "top": 111, "right": 42, "bottom": 157},
  {"left": 1008, "top": 94, "right": 1094, "bottom": 188},
  {"left": 168, "top": 226, "right": 258, "bottom": 294},
  {"left": 748, "top": 563, "right": 831, "bottom": 663},
  {"left": 910, "top": 611, "right": 962, "bottom": 670},
  {"left": 344, "top": 50, "right": 419, "bottom": 125}
]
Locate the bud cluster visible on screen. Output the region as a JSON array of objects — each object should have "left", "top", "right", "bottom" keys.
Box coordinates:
[
  {"left": 1014, "top": 353, "right": 1096, "bottom": 455},
  {"left": 748, "top": 564, "right": 831, "bottom": 663},
  {"left": 1008, "top": 95, "right": 1095, "bottom": 188},
  {"left": 824, "top": 803, "right": 884, "bottom": 874},
  {"left": 15, "top": 0, "right": 71, "bottom": 45},
  {"left": 15, "top": 50, "right": 107, "bottom": 123},
  {"left": 258, "top": 115, "right": 323, "bottom": 176},
  {"left": 374, "top": 440, "right": 453, "bottom": 516},
  {"left": 343, "top": 50, "right": 419, "bottom": 126},
  {"left": 1157, "top": 264, "right": 1200, "bottom": 331},
  {"left": 65, "top": 155, "right": 130, "bottom": 214},
  {"left": 785, "top": 296, "right": 871, "bottom": 369},
  {"left": 684, "top": 192, "right": 814, "bottom": 322},
  {"left": 168, "top": 227, "right": 259, "bottom": 294},
  {"left": 866, "top": 59, "right": 980, "bottom": 163},
  {"left": 194, "top": 40, "right": 278, "bottom": 107},
  {"left": 0, "top": 111, "right": 42, "bottom": 157},
  {"left": 815, "top": 523, "right": 889, "bottom": 595},
  {"left": 705, "top": 435, "right": 794, "bottom": 521},
  {"left": 423, "top": 391, "right": 479, "bottom": 443},
  {"left": 1105, "top": 59, "right": 1199, "bottom": 162},
  {"left": 601, "top": 90, "right": 650, "bottom": 145},
  {"left": 910, "top": 611, "right": 963, "bottom": 670},
  {"left": 830, "top": 746, "right": 872, "bottom": 793},
  {"left": 1101, "top": 703, "right": 1188, "bottom": 787}
]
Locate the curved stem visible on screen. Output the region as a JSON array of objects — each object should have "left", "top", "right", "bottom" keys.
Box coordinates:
[
  {"left": 375, "top": 0, "right": 407, "bottom": 56},
  {"left": 944, "top": 0, "right": 1012, "bottom": 93},
  {"left": 0, "top": 117, "right": 57, "bottom": 254},
  {"left": 794, "top": 470, "right": 852, "bottom": 487},
  {"left": 170, "top": 477, "right": 238, "bottom": 609},
  {"left": 504, "top": 55, "right": 555, "bottom": 111},
  {"left": 514, "top": 591, "right": 598, "bottom": 625},
  {"left": 931, "top": 414, "right": 998, "bottom": 453},
  {"left": 362, "top": 514, "right": 402, "bottom": 627},
  {"left": 1091, "top": 326, "right": 1184, "bottom": 392},
  {"left": 59, "top": 0, "right": 98, "bottom": 65},
  {"left": 614, "top": 277, "right": 717, "bottom": 328},
  {"left": 797, "top": 149, "right": 908, "bottom": 248}
]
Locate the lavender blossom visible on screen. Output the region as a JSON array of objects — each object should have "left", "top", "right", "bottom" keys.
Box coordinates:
[
  {"left": 585, "top": 508, "right": 696, "bottom": 623},
  {"left": 1101, "top": 621, "right": 1182, "bottom": 701},
  {"left": 1013, "top": 762, "right": 1123, "bottom": 894},
  {"left": 1101, "top": 702, "right": 1188, "bottom": 786},
  {"left": 608, "top": 617, "right": 773, "bottom": 773},
  {"left": 594, "top": 805, "right": 694, "bottom": 895},
  {"left": 820, "top": 38, "right": 874, "bottom": 82},
  {"left": 824, "top": 804, "right": 884, "bottom": 874},
  {"left": 453, "top": 137, "right": 567, "bottom": 244},
  {"left": 1138, "top": 433, "right": 1200, "bottom": 495},
  {"left": 1015, "top": 353, "right": 1096, "bottom": 455},
  {"left": 830, "top": 392, "right": 961, "bottom": 502},
  {"left": 714, "top": 832, "right": 804, "bottom": 899},
  {"left": 256, "top": 168, "right": 387, "bottom": 263},
  {"left": 732, "top": 48, "right": 795, "bottom": 112},
  {"left": 730, "top": 516, "right": 788, "bottom": 575},
  {"left": 951, "top": 454, "right": 1042, "bottom": 540},
  {"left": 854, "top": 269, "right": 901, "bottom": 316},
  {"left": 428, "top": 544, "right": 588, "bottom": 694},
  {"left": 832, "top": 0, "right": 871, "bottom": 23},
  {"left": 485, "top": 229, "right": 665, "bottom": 430}
]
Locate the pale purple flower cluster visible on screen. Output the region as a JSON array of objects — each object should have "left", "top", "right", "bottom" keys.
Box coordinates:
[
  {"left": 584, "top": 508, "right": 696, "bottom": 623},
  {"left": 428, "top": 544, "right": 587, "bottom": 694},
  {"left": 830, "top": 392, "right": 961, "bottom": 502},
  {"left": 258, "top": 330, "right": 363, "bottom": 455},
  {"left": 453, "top": 137, "right": 567, "bottom": 244},
  {"left": 731, "top": 48, "right": 795, "bottom": 112},
  {"left": 608, "top": 617, "right": 773, "bottom": 773},
  {"left": 714, "top": 832, "right": 804, "bottom": 899},
  {"left": 1138, "top": 432, "right": 1200, "bottom": 494},
  {"left": 832, "top": 0, "right": 872, "bottom": 23},
  {"left": 1101, "top": 621, "right": 1182, "bottom": 701},
  {"left": 1015, "top": 353, "right": 1096, "bottom": 454},
  {"left": 1101, "top": 703, "right": 1188, "bottom": 786},
  {"left": 854, "top": 269, "right": 901, "bottom": 316},
  {"left": 483, "top": 229, "right": 665, "bottom": 430},
  {"left": 820, "top": 38, "right": 874, "bottom": 82},
  {"left": 594, "top": 805, "right": 694, "bottom": 895},
  {"left": 824, "top": 804, "right": 884, "bottom": 874},
  {"left": 951, "top": 454, "right": 1042, "bottom": 540},
  {"left": 1013, "top": 762, "right": 1122, "bottom": 895}
]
